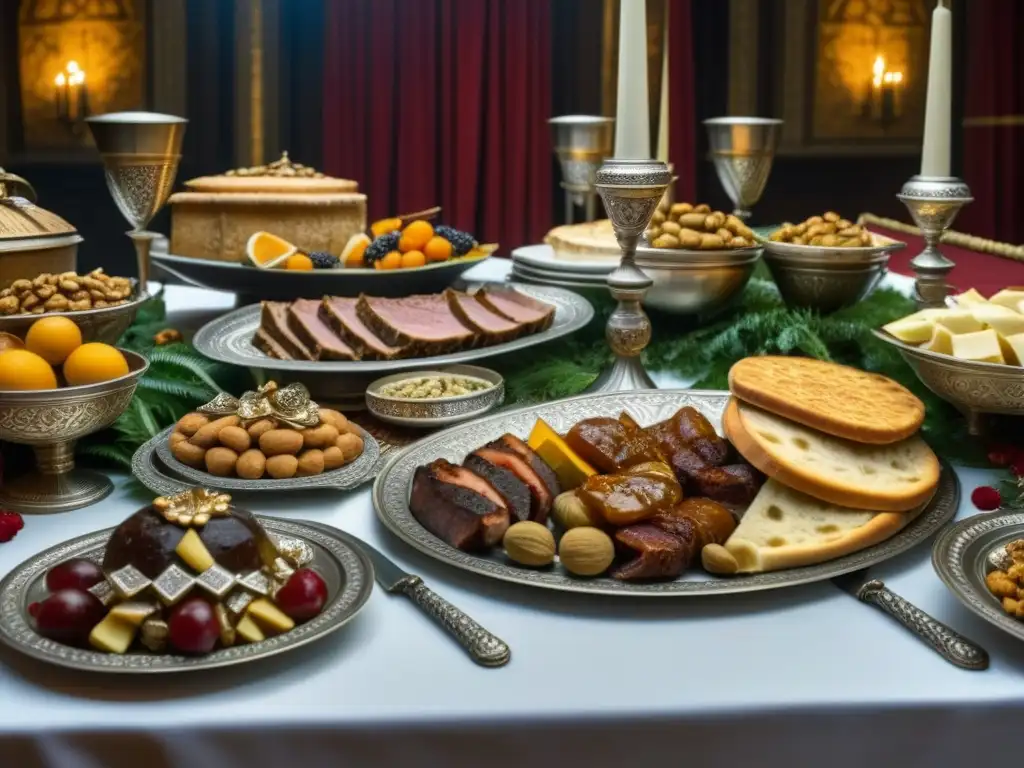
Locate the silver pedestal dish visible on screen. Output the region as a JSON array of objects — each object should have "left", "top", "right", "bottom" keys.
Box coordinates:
[
  {"left": 896, "top": 176, "right": 973, "bottom": 309},
  {"left": 0, "top": 280, "right": 150, "bottom": 344},
  {"left": 634, "top": 244, "right": 762, "bottom": 317},
  {"left": 549, "top": 116, "right": 615, "bottom": 224},
  {"left": 586, "top": 159, "right": 671, "bottom": 394},
  {"left": 704, "top": 117, "right": 782, "bottom": 221}
]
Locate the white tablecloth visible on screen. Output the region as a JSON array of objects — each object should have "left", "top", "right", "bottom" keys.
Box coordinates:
[{"left": 0, "top": 261, "right": 1016, "bottom": 768}]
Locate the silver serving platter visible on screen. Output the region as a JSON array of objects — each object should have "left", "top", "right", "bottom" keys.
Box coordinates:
[
  {"left": 0, "top": 517, "right": 374, "bottom": 673},
  {"left": 373, "top": 389, "right": 959, "bottom": 596},
  {"left": 511, "top": 244, "right": 615, "bottom": 275},
  {"left": 147, "top": 424, "right": 379, "bottom": 492},
  {"left": 933, "top": 511, "right": 1024, "bottom": 642}
]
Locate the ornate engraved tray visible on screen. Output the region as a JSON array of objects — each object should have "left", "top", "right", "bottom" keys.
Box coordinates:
[
  {"left": 191, "top": 284, "right": 594, "bottom": 374},
  {"left": 0, "top": 518, "right": 374, "bottom": 673},
  {"left": 373, "top": 390, "right": 960, "bottom": 597},
  {"left": 151, "top": 425, "right": 379, "bottom": 492},
  {"left": 932, "top": 511, "right": 1024, "bottom": 642}
]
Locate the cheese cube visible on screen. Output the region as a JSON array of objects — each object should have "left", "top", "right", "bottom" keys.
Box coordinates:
[
  {"left": 882, "top": 317, "right": 934, "bottom": 344},
  {"left": 983, "top": 312, "right": 1024, "bottom": 338},
  {"left": 954, "top": 288, "right": 988, "bottom": 306},
  {"left": 922, "top": 324, "right": 954, "bottom": 356},
  {"left": 1001, "top": 332, "right": 1024, "bottom": 366},
  {"left": 89, "top": 614, "right": 139, "bottom": 654},
  {"left": 950, "top": 329, "right": 1006, "bottom": 364},
  {"left": 988, "top": 289, "right": 1024, "bottom": 312},
  {"left": 932, "top": 309, "right": 984, "bottom": 335}
]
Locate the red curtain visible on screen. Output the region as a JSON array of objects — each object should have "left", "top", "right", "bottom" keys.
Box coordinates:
[
  {"left": 667, "top": 0, "right": 696, "bottom": 203},
  {"left": 322, "top": 0, "right": 553, "bottom": 250},
  {"left": 961, "top": 0, "right": 1023, "bottom": 245}
]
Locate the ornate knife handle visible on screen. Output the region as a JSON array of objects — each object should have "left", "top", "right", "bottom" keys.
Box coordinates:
[
  {"left": 394, "top": 576, "right": 511, "bottom": 667},
  {"left": 858, "top": 580, "right": 989, "bottom": 671}
]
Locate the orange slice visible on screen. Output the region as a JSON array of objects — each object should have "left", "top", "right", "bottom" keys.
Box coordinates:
[
  {"left": 527, "top": 418, "right": 596, "bottom": 490},
  {"left": 246, "top": 231, "right": 297, "bottom": 269}
]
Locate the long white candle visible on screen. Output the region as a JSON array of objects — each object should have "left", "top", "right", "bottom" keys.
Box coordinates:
[
  {"left": 921, "top": 0, "right": 952, "bottom": 177},
  {"left": 656, "top": 1, "right": 670, "bottom": 163},
  {"left": 614, "top": 0, "right": 651, "bottom": 160}
]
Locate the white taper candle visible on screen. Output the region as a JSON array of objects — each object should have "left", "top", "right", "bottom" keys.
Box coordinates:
[
  {"left": 614, "top": 0, "right": 651, "bottom": 160},
  {"left": 656, "top": 1, "right": 670, "bottom": 163},
  {"left": 921, "top": 0, "right": 952, "bottom": 177}
]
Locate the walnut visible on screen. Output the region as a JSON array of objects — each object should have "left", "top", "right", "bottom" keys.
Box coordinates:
[
  {"left": 31, "top": 274, "right": 50, "bottom": 288},
  {"left": 69, "top": 299, "right": 91, "bottom": 311},
  {"left": 0, "top": 296, "right": 18, "bottom": 315},
  {"left": 34, "top": 285, "right": 56, "bottom": 300},
  {"left": 70, "top": 290, "right": 90, "bottom": 302},
  {"left": 90, "top": 290, "right": 106, "bottom": 301},
  {"left": 21, "top": 293, "right": 39, "bottom": 310},
  {"left": 43, "top": 294, "right": 69, "bottom": 311},
  {"left": 60, "top": 279, "right": 80, "bottom": 292},
  {"left": 987, "top": 569, "right": 1019, "bottom": 599},
  {"left": 46, "top": 273, "right": 60, "bottom": 286},
  {"left": 29, "top": 306, "right": 44, "bottom": 314},
  {"left": 154, "top": 329, "right": 183, "bottom": 345},
  {"left": 10, "top": 279, "right": 31, "bottom": 293},
  {"left": 0, "top": 289, "right": 10, "bottom": 299}
]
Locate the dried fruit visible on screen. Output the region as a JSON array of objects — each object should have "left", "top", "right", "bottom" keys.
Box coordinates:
[
  {"left": 285, "top": 253, "right": 314, "bottom": 271},
  {"left": 375, "top": 251, "right": 403, "bottom": 270},
  {"left": 503, "top": 521, "right": 556, "bottom": 567},
  {"left": 341, "top": 234, "right": 371, "bottom": 268},
  {"left": 972, "top": 485, "right": 1002, "bottom": 511},
  {"left": 424, "top": 236, "right": 453, "bottom": 263},
  {"left": 434, "top": 225, "right": 475, "bottom": 256},
  {"left": 400, "top": 220, "right": 434, "bottom": 251},
  {"left": 558, "top": 527, "right": 615, "bottom": 576},
  {"left": 364, "top": 232, "right": 401, "bottom": 264},
  {"left": 400, "top": 250, "right": 426, "bottom": 268},
  {"left": 370, "top": 217, "right": 403, "bottom": 238}
]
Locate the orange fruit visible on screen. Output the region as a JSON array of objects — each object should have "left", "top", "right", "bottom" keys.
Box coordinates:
[
  {"left": 246, "top": 231, "right": 297, "bottom": 268},
  {"left": 0, "top": 349, "right": 58, "bottom": 390},
  {"left": 370, "top": 218, "right": 403, "bottom": 238},
  {"left": 285, "top": 253, "right": 314, "bottom": 271},
  {"left": 25, "top": 315, "right": 83, "bottom": 364},
  {"left": 401, "top": 220, "right": 434, "bottom": 251},
  {"left": 424, "top": 236, "right": 453, "bottom": 263},
  {"left": 400, "top": 250, "right": 426, "bottom": 269},
  {"left": 341, "top": 233, "right": 371, "bottom": 268},
  {"left": 63, "top": 343, "right": 129, "bottom": 387},
  {"left": 375, "top": 251, "right": 403, "bottom": 270}
]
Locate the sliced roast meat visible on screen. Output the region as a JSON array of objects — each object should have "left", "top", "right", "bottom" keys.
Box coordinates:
[
  {"left": 358, "top": 294, "right": 475, "bottom": 355},
  {"left": 471, "top": 447, "right": 553, "bottom": 524},
  {"left": 260, "top": 302, "right": 315, "bottom": 360},
  {"left": 689, "top": 464, "right": 764, "bottom": 506},
  {"left": 445, "top": 289, "right": 524, "bottom": 346},
  {"left": 611, "top": 521, "right": 693, "bottom": 581},
  {"left": 322, "top": 297, "right": 404, "bottom": 359},
  {"left": 408, "top": 459, "right": 510, "bottom": 551},
  {"left": 486, "top": 433, "right": 562, "bottom": 499},
  {"left": 463, "top": 454, "right": 532, "bottom": 523},
  {"left": 288, "top": 299, "right": 357, "bottom": 360},
  {"left": 475, "top": 288, "right": 555, "bottom": 333},
  {"left": 252, "top": 328, "right": 292, "bottom": 360}
]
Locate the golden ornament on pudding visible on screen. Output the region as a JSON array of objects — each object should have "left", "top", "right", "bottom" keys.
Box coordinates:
[
  {"left": 63, "top": 343, "right": 130, "bottom": 386},
  {"left": 24, "top": 315, "right": 83, "bottom": 365},
  {"left": 0, "top": 349, "right": 58, "bottom": 390}
]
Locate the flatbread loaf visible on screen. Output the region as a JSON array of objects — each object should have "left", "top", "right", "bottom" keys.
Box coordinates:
[
  {"left": 723, "top": 398, "right": 939, "bottom": 512},
  {"left": 701, "top": 479, "right": 929, "bottom": 574},
  {"left": 728, "top": 356, "right": 924, "bottom": 444}
]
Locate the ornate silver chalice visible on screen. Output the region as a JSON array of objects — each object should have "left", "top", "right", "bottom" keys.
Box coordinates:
[
  {"left": 703, "top": 117, "right": 782, "bottom": 221},
  {"left": 585, "top": 159, "right": 671, "bottom": 393},
  {"left": 86, "top": 112, "right": 187, "bottom": 291},
  {"left": 896, "top": 176, "right": 973, "bottom": 309},
  {"left": 549, "top": 116, "right": 615, "bottom": 224}
]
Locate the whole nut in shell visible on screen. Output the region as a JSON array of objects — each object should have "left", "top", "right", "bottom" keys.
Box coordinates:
[
  {"left": 503, "top": 522, "right": 556, "bottom": 567},
  {"left": 551, "top": 491, "right": 594, "bottom": 530},
  {"left": 558, "top": 527, "right": 615, "bottom": 577}
]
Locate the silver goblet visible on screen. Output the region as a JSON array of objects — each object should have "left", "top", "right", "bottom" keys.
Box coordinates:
[
  {"left": 703, "top": 117, "right": 782, "bottom": 221},
  {"left": 86, "top": 112, "right": 187, "bottom": 291},
  {"left": 549, "top": 116, "right": 614, "bottom": 224}
]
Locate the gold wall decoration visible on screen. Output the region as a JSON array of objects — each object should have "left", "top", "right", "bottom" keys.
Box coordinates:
[
  {"left": 18, "top": 0, "right": 146, "bottom": 150},
  {"left": 812, "top": 0, "right": 929, "bottom": 141}
]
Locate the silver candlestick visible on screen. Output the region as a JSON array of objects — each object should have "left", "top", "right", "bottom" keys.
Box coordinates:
[
  {"left": 586, "top": 159, "right": 671, "bottom": 394},
  {"left": 896, "top": 176, "right": 973, "bottom": 308}
]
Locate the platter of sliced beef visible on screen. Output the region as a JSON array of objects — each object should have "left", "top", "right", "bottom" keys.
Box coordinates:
[{"left": 193, "top": 283, "right": 593, "bottom": 373}]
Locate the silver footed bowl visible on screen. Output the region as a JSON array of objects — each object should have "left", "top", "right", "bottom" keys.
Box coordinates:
[
  {"left": 872, "top": 329, "right": 1024, "bottom": 435},
  {"left": 0, "top": 281, "right": 149, "bottom": 344},
  {"left": 635, "top": 244, "right": 762, "bottom": 317},
  {"left": 761, "top": 234, "right": 906, "bottom": 265},
  {"left": 0, "top": 350, "right": 149, "bottom": 514},
  {"left": 763, "top": 252, "right": 888, "bottom": 314}
]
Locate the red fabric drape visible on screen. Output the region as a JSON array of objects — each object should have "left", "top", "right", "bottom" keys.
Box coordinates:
[
  {"left": 961, "top": 0, "right": 1023, "bottom": 245},
  {"left": 322, "top": 0, "right": 553, "bottom": 250},
  {"left": 667, "top": 0, "right": 696, "bottom": 203}
]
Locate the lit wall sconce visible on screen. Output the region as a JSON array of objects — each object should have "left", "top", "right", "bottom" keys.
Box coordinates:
[
  {"left": 54, "top": 61, "right": 90, "bottom": 131},
  {"left": 865, "top": 55, "right": 904, "bottom": 128}
]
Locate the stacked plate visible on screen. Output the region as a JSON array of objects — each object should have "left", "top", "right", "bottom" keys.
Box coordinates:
[{"left": 509, "top": 245, "right": 614, "bottom": 291}]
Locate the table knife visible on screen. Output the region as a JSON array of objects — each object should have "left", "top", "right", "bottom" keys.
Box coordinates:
[
  {"left": 832, "top": 569, "right": 989, "bottom": 670},
  {"left": 344, "top": 534, "right": 511, "bottom": 668}
]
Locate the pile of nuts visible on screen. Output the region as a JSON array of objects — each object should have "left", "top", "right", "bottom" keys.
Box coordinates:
[
  {"left": 647, "top": 202, "right": 757, "bottom": 250},
  {"left": 770, "top": 212, "right": 873, "bottom": 247},
  {"left": 0, "top": 269, "right": 133, "bottom": 316},
  {"left": 168, "top": 408, "right": 364, "bottom": 480}
]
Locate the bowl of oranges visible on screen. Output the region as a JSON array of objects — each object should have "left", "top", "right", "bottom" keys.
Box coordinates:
[{"left": 0, "top": 315, "right": 149, "bottom": 514}]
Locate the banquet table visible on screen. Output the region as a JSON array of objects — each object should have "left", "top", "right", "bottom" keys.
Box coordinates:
[{"left": 0, "top": 259, "right": 1019, "bottom": 768}]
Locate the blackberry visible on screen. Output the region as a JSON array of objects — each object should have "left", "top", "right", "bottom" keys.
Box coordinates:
[
  {"left": 309, "top": 251, "right": 340, "bottom": 269},
  {"left": 364, "top": 232, "right": 400, "bottom": 264},
  {"left": 434, "top": 225, "right": 476, "bottom": 256}
]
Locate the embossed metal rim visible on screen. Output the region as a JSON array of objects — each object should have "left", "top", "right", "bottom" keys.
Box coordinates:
[
  {"left": 372, "top": 389, "right": 960, "bottom": 597},
  {"left": 0, "top": 283, "right": 149, "bottom": 326},
  {"left": 932, "top": 511, "right": 1024, "bottom": 643},
  {"left": 761, "top": 239, "right": 905, "bottom": 260},
  {"left": 873, "top": 329, "right": 1024, "bottom": 378},
  {"left": 0, "top": 349, "right": 149, "bottom": 405},
  {"left": 150, "top": 424, "right": 380, "bottom": 491},
  {"left": 0, "top": 517, "right": 374, "bottom": 673},
  {"left": 192, "top": 283, "right": 595, "bottom": 374},
  {"left": 131, "top": 438, "right": 190, "bottom": 496}
]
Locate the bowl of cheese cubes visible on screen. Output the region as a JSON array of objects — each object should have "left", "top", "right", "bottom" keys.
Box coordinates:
[{"left": 873, "top": 287, "right": 1024, "bottom": 433}]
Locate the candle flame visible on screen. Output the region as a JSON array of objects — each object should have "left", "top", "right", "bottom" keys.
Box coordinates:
[
  {"left": 54, "top": 72, "right": 66, "bottom": 86},
  {"left": 872, "top": 55, "right": 886, "bottom": 88},
  {"left": 891, "top": 71, "right": 904, "bottom": 84},
  {"left": 68, "top": 71, "right": 85, "bottom": 86},
  {"left": 66, "top": 61, "right": 80, "bottom": 74}
]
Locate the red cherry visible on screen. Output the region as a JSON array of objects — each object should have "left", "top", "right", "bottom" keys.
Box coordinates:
[
  {"left": 33, "top": 589, "right": 106, "bottom": 646},
  {"left": 168, "top": 598, "right": 220, "bottom": 655},
  {"left": 46, "top": 558, "right": 105, "bottom": 592},
  {"left": 275, "top": 568, "right": 328, "bottom": 621},
  {"left": 971, "top": 486, "right": 1002, "bottom": 511},
  {"left": 28, "top": 602, "right": 41, "bottom": 619}
]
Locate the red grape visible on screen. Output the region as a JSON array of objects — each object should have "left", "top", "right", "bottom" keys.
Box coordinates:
[
  {"left": 46, "top": 559, "right": 105, "bottom": 592},
  {"left": 275, "top": 568, "right": 328, "bottom": 621},
  {"left": 168, "top": 598, "right": 220, "bottom": 655},
  {"left": 34, "top": 589, "right": 106, "bottom": 646}
]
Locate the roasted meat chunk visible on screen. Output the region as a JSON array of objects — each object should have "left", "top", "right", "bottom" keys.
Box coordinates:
[
  {"left": 409, "top": 460, "right": 510, "bottom": 551},
  {"left": 690, "top": 464, "right": 764, "bottom": 506},
  {"left": 646, "top": 406, "right": 729, "bottom": 467},
  {"left": 463, "top": 453, "right": 532, "bottom": 523},
  {"left": 565, "top": 417, "right": 665, "bottom": 473}
]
